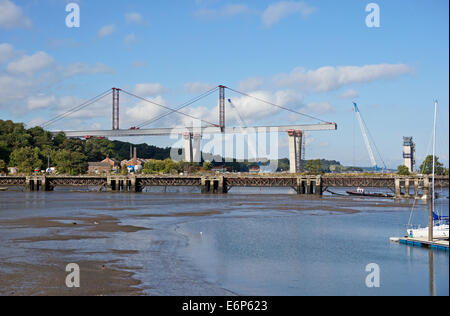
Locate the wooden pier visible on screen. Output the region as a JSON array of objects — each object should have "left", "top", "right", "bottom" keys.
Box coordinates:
[{"left": 390, "top": 237, "right": 449, "bottom": 251}]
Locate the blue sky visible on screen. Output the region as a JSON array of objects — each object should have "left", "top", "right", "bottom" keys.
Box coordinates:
[{"left": 0, "top": 0, "right": 448, "bottom": 168}]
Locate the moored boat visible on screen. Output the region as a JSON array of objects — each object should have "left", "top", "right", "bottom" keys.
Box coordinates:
[{"left": 347, "top": 187, "right": 393, "bottom": 198}]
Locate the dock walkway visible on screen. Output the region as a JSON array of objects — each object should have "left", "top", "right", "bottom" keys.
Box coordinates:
[{"left": 390, "top": 237, "right": 449, "bottom": 251}]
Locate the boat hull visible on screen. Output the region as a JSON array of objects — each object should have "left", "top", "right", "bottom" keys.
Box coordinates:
[
  {"left": 346, "top": 191, "right": 393, "bottom": 198},
  {"left": 407, "top": 225, "right": 449, "bottom": 239}
]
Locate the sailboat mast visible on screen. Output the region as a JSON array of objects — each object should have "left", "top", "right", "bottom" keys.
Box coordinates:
[{"left": 429, "top": 100, "right": 438, "bottom": 241}]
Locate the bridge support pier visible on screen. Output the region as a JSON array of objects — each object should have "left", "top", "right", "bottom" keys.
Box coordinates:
[
  {"left": 288, "top": 130, "right": 303, "bottom": 173},
  {"left": 183, "top": 133, "right": 202, "bottom": 164},
  {"left": 404, "top": 179, "right": 411, "bottom": 198},
  {"left": 201, "top": 176, "right": 227, "bottom": 194},
  {"left": 107, "top": 176, "right": 142, "bottom": 192},
  {"left": 26, "top": 176, "right": 53, "bottom": 192},
  {"left": 395, "top": 178, "right": 401, "bottom": 198},
  {"left": 422, "top": 177, "right": 430, "bottom": 200},
  {"left": 394, "top": 177, "right": 431, "bottom": 200},
  {"left": 296, "top": 176, "right": 322, "bottom": 196},
  {"left": 184, "top": 133, "right": 193, "bottom": 163},
  {"left": 192, "top": 134, "right": 202, "bottom": 164}
]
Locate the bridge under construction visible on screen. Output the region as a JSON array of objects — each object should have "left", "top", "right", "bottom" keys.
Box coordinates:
[{"left": 40, "top": 85, "right": 337, "bottom": 173}]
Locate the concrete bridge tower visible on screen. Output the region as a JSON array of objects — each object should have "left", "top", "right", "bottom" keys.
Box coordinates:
[{"left": 403, "top": 137, "right": 416, "bottom": 173}]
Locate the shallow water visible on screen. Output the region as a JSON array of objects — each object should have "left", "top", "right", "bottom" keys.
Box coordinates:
[{"left": 0, "top": 187, "right": 448, "bottom": 296}]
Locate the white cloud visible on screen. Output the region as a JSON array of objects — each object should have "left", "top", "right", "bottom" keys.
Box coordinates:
[
  {"left": 195, "top": 4, "right": 250, "bottom": 18},
  {"left": 262, "top": 1, "right": 316, "bottom": 27},
  {"left": 27, "top": 95, "right": 56, "bottom": 110},
  {"left": 54, "top": 95, "right": 111, "bottom": 121},
  {"left": 134, "top": 83, "right": 165, "bottom": 96},
  {"left": 0, "top": 72, "right": 35, "bottom": 104},
  {"left": 0, "top": 0, "right": 32, "bottom": 29},
  {"left": 300, "top": 101, "right": 334, "bottom": 115},
  {"left": 125, "top": 12, "right": 144, "bottom": 24},
  {"left": 6, "top": 51, "right": 54, "bottom": 75},
  {"left": 0, "top": 43, "right": 16, "bottom": 65},
  {"left": 0, "top": 44, "right": 115, "bottom": 115},
  {"left": 208, "top": 89, "right": 305, "bottom": 126},
  {"left": 184, "top": 82, "right": 216, "bottom": 94},
  {"left": 274, "top": 64, "right": 413, "bottom": 92},
  {"left": 338, "top": 89, "right": 359, "bottom": 99},
  {"left": 97, "top": 24, "right": 116, "bottom": 38},
  {"left": 125, "top": 96, "right": 167, "bottom": 123},
  {"left": 124, "top": 33, "right": 138, "bottom": 45},
  {"left": 131, "top": 61, "right": 147, "bottom": 68},
  {"left": 64, "top": 62, "right": 114, "bottom": 77},
  {"left": 237, "top": 77, "right": 265, "bottom": 91}
]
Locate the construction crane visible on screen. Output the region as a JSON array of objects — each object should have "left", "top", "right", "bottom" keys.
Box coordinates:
[
  {"left": 353, "top": 102, "right": 383, "bottom": 171},
  {"left": 228, "top": 99, "right": 248, "bottom": 128}
]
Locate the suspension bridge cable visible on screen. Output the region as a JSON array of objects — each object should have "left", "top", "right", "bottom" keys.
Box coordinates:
[
  {"left": 120, "top": 89, "right": 219, "bottom": 127},
  {"left": 40, "top": 89, "right": 112, "bottom": 129},
  {"left": 40, "top": 89, "right": 112, "bottom": 128},
  {"left": 135, "top": 86, "right": 219, "bottom": 129},
  {"left": 225, "top": 86, "right": 332, "bottom": 124}
]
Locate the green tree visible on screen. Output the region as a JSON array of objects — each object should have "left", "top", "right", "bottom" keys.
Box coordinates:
[
  {"left": 305, "top": 159, "right": 322, "bottom": 174},
  {"left": 84, "top": 138, "right": 115, "bottom": 161},
  {"left": 419, "top": 155, "right": 445, "bottom": 175},
  {"left": 162, "top": 159, "right": 179, "bottom": 174},
  {"left": 52, "top": 150, "right": 88, "bottom": 175},
  {"left": 0, "top": 141, "right": 9, "bottom": 163},
  {"left": 9, "top": 147, "right": 43, "bottom": 173},
  {"left": 52, "top": 132, "right": 66, "bottom": 147},
  {"left": 0, "top": 159, "right": 6, "bottom": 174},
  {"left": 203, "top": 161, "right": 213, "bottom": 171},
  {"left": 397, "top": 165, "right": 411, "bottom": 176},
  {"left": 7, "top": 124, "right": 31, "bottom": 148}
]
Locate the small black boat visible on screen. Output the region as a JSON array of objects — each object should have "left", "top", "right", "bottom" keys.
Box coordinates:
[{"left": 347, "top": 188, "right": 393, "bottom": 198}]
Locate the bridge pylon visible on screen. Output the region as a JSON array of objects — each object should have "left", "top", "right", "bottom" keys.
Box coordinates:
[
  {"left": 288, "top": 130, "right": 304, "bottom": 173},
  {"left": 112, "top": 88, "right": 121, "bottom": 130}
]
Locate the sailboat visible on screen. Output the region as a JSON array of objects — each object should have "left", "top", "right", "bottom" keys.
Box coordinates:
[{"left": 407, "top": 101, "right": 449, "bottom": 239}]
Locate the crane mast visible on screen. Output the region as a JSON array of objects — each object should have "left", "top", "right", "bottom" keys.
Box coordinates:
[{"left": 353, "top": 103, "right": 378, "bottom": 170}]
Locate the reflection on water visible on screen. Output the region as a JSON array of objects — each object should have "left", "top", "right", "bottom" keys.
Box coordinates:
[
  {"left": 176, "top": 188, "right": 449, "bottom": 296},
  {"left": 0, "top": 187, "right": 448, "bottom": 296}
]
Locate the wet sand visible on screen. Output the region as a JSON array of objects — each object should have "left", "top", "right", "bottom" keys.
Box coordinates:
[
  {"left": 0, "top": 258, "right": 142, "bottom": 296},
  {"left": 0, "top": 214, "right": 148, "bottom": 296}
]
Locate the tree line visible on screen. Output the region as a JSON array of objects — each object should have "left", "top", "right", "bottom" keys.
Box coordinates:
[{"left": 0, "top": 120, "right": 171, "bottom": 175}]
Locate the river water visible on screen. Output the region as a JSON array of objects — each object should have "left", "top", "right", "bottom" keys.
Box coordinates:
[{"left": 0, "top": 187, "right": 448, "bottom": 296}]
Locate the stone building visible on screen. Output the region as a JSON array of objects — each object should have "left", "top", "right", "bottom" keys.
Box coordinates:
[{"left": 88, "top": 162, "right": 111, "bottom": 174}]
